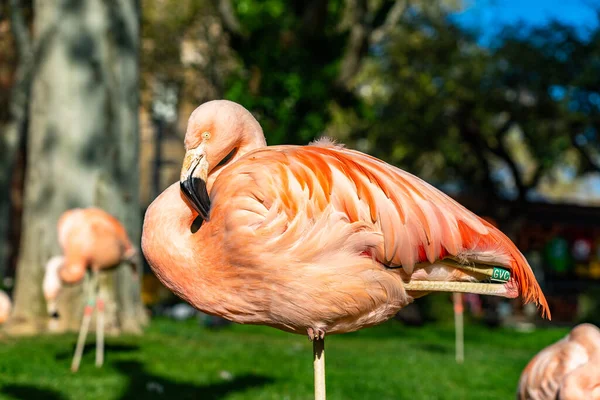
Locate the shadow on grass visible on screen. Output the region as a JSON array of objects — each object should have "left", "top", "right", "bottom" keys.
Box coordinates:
[
  {"left": 1, "top": 384, "right": 66, "bottom": 400},
  {"left": 113, "top": 360, "right": 274, "bottom": 400},
  {"left": 54, "top": 343, "right": 139, "bottom": 361},
  {"left": 415, "top": 343, "right": 450, "bottom": 354}
]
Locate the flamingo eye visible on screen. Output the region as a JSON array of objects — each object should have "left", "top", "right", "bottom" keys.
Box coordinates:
[{"left": 202, "top": 131, "right": 211, "bottom": 140}]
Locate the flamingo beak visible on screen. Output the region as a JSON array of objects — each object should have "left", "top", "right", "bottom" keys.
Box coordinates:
[{"left": 180, "top": 149, "right": 211, "bottom": 221}]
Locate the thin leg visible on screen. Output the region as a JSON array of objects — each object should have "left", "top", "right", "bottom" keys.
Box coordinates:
[
  {"left": 72, "top": 271, "right": 98, "bottom": 372},
  {"left": 313, "top": 338, "right": 326, "bottom": 400},
  {"left": 95, "top": 296, "right": 104, "bottom": 367},
  {"left": 453, "top": 293, "right": 464, "bottom": 364},
  {"left": 71, "top": 300, "right": 94, "bottom": 372},
  {"left": 86, "top": 270, "right": 104, "bottom": 368},
  {"left": 71, "top": 275, "right": 94, "bottom": 372}
]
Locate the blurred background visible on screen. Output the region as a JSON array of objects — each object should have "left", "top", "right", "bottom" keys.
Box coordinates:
[{"left": 0, "top": 0, "right": 599, "bottom": 399}]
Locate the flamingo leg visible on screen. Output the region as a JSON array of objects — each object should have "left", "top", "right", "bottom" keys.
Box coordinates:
[
  {"left": 94, "top": 271, "right": 104, "bottom": 368},
  {"left": 308, "top": 327, "right": 326, "bottom": 400},
  {"left": 71, "top": 271, "right": 95, "bottom": 372},
  {"left": 453, "top": 293, "right": 464, "bottom": 364},
  {"left": 313, "top": 338, "right": 326, "bottom": 400}
]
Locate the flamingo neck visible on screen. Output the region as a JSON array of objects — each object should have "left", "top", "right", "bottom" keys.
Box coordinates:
[
  {"left": 43, "top": 257, "right": 65, "bottom": 299},
  {"left": 239, "top": 113, "right": 267, "bottom": 150},
  {"left": 142, "top": 184, "right": 231, "bottom": 317}
]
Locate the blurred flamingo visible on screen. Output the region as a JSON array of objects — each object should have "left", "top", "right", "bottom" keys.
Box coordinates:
[
  {"left": 0, "top": 290, "right": 12, "bottom": 324},
  {"left": 142, "top": 100, "right": 550, "bottom": 399},
  {"left": 518, "top": 323, "right": 600, "bottom": 400},
  {"left": 43, "top": 207, "right": 138, "bottom": 372}
]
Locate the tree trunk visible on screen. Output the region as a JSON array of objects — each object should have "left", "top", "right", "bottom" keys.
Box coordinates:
[
  {"left": 0, "top": 124, "right": 22, "bottom": 282},
  {"left": 0, "top": 0, "right": 33, "bottom": 283},
  {"left": 6, "top": 0, "right": 146, "bottom": 336}
]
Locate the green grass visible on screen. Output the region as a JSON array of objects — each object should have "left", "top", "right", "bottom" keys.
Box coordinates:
[{"left": 0, "top": 318, "right": 569, "bottom": 400}]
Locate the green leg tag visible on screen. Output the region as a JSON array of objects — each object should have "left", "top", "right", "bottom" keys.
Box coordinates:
[{"left": 491, "top": 267, "right": 510, "bottom": 282}]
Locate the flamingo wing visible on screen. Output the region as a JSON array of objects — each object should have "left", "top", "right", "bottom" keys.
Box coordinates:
[
  {"left": 58, "top": 208, "right": 133, "bottom": 253},
  {"left": 518, "top": 324, "right": 600, "bottom": 399},
  {"left": 517, "top": 339, "right": 586, "bottom": 400},
  {"left": 84, "top": 208, "right": 135, "bottom": 252},
  {"left": 211, "top": 140, "right": 548, "bottom": 316},
  {"left": 57, "top": 208, "right": 135, "bottom": 272}
]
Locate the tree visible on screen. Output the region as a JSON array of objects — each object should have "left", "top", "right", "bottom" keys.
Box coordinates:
[
  {"left": 334, "top": 9, "right": 600, "bottom": 223},
  {"left": 135, "top": 1, "right": 464, "bottom": 207},
  {"left": 7, "top": 0, "right": 146, "bottom": 335},
  {"left": 216, "top": 0, "right": 462, "bottom": 145}
]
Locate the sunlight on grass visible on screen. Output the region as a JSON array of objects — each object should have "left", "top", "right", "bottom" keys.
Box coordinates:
[{"left": 0, "top": 318, "right": 569, "bottom": 400}]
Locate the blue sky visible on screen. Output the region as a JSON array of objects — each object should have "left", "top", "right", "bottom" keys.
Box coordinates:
[
  {"left": 451, "top": 1, "right": 600, "bottom": 203},
  {"left": 452, "top": 0, "right": 599, "bottom": 43}
]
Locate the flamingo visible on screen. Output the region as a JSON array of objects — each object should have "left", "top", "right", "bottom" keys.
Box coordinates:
[
  {"left": 141, "top": 100, "right": 550, "bottom": 399},
  {"left": 43, "top": 207, "right": 138, "bottom": 372},
  {"left": 517, "top": 323, "right": 600, "bottom": 400},
  {"left": 0, "top": 290, "right": 12, "bottom": 324}
]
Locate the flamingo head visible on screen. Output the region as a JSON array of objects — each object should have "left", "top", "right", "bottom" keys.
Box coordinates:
[{"left": 179, "top": 100, "right": 266, "bottom": 221}]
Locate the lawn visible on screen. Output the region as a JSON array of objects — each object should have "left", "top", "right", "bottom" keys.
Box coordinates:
[{"left": 0, "top": 317, "right": 569, "bottom": 400}]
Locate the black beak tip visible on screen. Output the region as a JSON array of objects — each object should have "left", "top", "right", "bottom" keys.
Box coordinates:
[
  {"left": 49, "top": 311, "right": 60, "bottom": 319},
  {"left": 180, "top": 177, "right": 211, "bottom": 221}
]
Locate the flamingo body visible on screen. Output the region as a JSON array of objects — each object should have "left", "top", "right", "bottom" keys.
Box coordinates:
[
  {"left": 142, "top": 100, "right": 549, "bottom": 337},
  {"left": 518, "top": 323, "right": 600, "bottom": 400},
  {"left": 43, "top": 208, "right": 137, "bottom": 312},
  {"left": 57, "top": 208, "right": 136, "bottom": 282},
  {"left": 43, "top": 207, "right": 137, "bottom": 371}
]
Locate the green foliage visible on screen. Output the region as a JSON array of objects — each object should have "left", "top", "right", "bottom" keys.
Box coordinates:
[
  {"left": 339, "top": 11, "right": 600, "bottom": 202},
  {"left": 224, "top": 0, "right": 347, "bottom": 145},
  {"left": 0, "top": 318, "right": 570, "bottom": 399},
  {"left": 140, "top": 0, "right": 598, "bottom": 206}
]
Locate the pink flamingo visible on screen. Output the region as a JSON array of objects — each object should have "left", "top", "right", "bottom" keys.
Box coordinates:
[
  {"left": 0, "top": 290, "right": 12, "bottom": 324},
  {"left": 141, "top": 100, "right": 550, "bottom": 399},
  {"left": 43, "top": 207, "right": 138, "bottom": 372},
  {"left": 518, "top": 323, "right": 600, "bottom": 400}
]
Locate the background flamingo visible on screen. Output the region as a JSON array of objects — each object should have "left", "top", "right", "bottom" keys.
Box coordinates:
[
  {"left": 0, "top": 290, "right": 12, "bottom": 324},
  {"left": 43, "top": 207, "right": 138, "bottom": 372},
  {"left": 517, "top": 323, "right": 600, "bottom": 400},
  {"left": 142, "top": 100, "right": 550, "bottom": 399}
]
